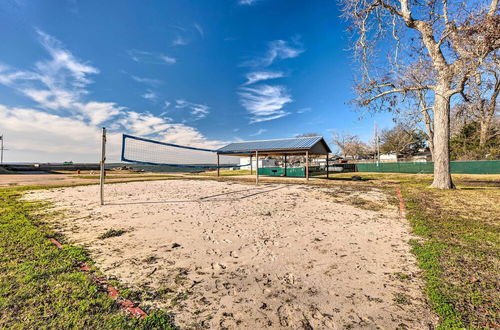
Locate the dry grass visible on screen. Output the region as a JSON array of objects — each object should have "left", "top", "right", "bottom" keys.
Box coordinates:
[{"left": 403, "top": 183, "right": 499, "bottom": 328}]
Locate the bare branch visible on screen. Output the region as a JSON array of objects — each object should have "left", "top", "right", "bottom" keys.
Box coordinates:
[{"left": 488, "top": 0, "right": 499, "bottom": 16}]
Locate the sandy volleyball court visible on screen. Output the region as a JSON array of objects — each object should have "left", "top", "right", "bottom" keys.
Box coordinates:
[{"left": 29, "top": 180, "right": 435, "bottom": 329}]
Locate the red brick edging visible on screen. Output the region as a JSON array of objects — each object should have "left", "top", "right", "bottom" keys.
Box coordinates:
[
  {"left": 48, "top": 238, "right": 147, "bottom": 318},
  {"left": 395, "top": 187, "right": 406, "bottom": 218}
]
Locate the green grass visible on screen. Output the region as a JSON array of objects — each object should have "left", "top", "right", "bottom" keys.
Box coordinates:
[
  {"left": 402, "top": 183, "right": 499, "bottom": 329},
  {"left": 98, "top": 229, "right": 128, "bottom": 240},
  {"left": 393, "top": 293, "right": 412, "bottom": 305},
  {"left": 347, "top": 196, "right": 385, "bottom": 211},
  {"left": 0, "top": 188, "right": 176, "bottom": 329}
]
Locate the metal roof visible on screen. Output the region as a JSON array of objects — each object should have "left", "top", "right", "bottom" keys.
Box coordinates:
[{"left": 218, "top": 136, "right": 331, "bottom": 154}]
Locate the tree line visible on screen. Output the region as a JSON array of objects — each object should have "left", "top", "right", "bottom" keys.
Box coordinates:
[{"left": 329, "top": 117, "right": 499, "bottom": 161}]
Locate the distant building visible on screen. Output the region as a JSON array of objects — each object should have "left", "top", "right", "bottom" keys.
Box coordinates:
[
  {"left": 239, "top": 157, "right": 277, "bottom": 170},
  {"left": 411, "top": 152, "right": 433, "bottom": 162},
  {"left": 379, "top": 154, "right": 400, "bottom": 162}
]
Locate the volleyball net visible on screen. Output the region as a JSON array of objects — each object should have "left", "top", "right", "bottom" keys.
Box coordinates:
[{"left": 121, "top": 134, "right": 245, "bottom": 169}]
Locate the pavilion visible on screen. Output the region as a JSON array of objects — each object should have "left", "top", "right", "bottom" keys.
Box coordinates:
[{"left": 217, "top": 136, "right": 332, "bottom": 183}]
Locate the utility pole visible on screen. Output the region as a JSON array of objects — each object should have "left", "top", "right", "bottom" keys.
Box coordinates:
[
  {"left": 374, "top": 122, "right": 380, "bottom": 166},
  {"left": 99, "top": 128, "right": 106, "bottom": 206},
  {"left": 376, "top": 135, "right": 380, "bottom": 166}
]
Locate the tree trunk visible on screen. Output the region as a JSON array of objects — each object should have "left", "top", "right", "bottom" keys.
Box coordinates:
[
  {"left": 422, "top": 111, "right": 434, "bottom": 158},
  {"left": 430, "top": 84, "right": 455, "bottom": 189},
  {"left": 479, "top": 119, "right": 490, "bottom": 146}
]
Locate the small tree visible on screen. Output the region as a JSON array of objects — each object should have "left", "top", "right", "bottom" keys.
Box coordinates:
[
  {"left": 450, "top": 120, "right": 500, "bottom": 160},
  {"left": 331, "top": 131, "right": 370, "bottom": 159},
  {"left": 380, "top": 125, "right": 427, "bottom": 157},
  {"left": 331, "top": 131, "right": 358, "bottom": 158}
]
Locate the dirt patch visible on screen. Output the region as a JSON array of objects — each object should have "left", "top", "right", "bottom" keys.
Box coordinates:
[{"left": 28, "top": 180, "right": 436, "bottom": 328}]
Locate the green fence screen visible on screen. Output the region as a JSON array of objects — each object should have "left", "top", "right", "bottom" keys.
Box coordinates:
[
  {"left": 258, "top": 167, "right": 305, "bottom": 177},
  {"left": 256, "top": 161, "right": 499, "bottom": 176},
  {"left": 354, "top": 160, "right": 500, "bottom": 174}
]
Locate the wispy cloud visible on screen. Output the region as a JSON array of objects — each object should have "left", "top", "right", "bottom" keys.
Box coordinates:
[
  {"left": 237, "top": 38, "right": 303, "bottom": 123},
  {"left": 159, "top": 55, "right": 176, "bottom": 64},
  {"left": 250, "top": 128, "right": 267, "bottom": 136},
  {"left": 242, "top": 39, "right": 304, "bottom": 67},
  {"left": 172, "top": 35, "right": 189, "bottom": 46},
  {"left": 244, "top": 71, "right": 284, "bottom": 85},
  {"left": 0, "top": 29, "right": 99, "bottom": 112},
  {"left": 36, "top": 29, "right": 99, "bottom": 87},
  {"left": 128, "top": 49, "right": 176, "bottom": 65},
  {"left": 238, "top": 84, "right": 292, "bottom": 123},
  {"left": 142, "top": 91, "right": 158, "bottom": 101},
  {"left": 297, "top": 107, "right": 311, "bottom": 114},
  {"left": 239, "top": 0, "right": 260, "bottom": 5},
  {"left": 132, "top": 75, "right": 162, "bottom": 86},
  {"left": 194, "top": 23, "right": 204, "bottom": 38},
  {"left": 175, "top": 99, "right": 210, "bottom": 120}
]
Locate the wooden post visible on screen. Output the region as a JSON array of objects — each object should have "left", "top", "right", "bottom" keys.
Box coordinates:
[
  {"left": 326, "top": 153, "right": 329, "bottom": 179},
  {"left": 255, "top": 150, "right": 259, "bottom": 185},
  {"left": 217, "top": 153, "right": 220, "bottom": 177},
  {"left": 250, "top": 154, "right": 253, "bottom": 175},
  {"left": 284, "top": 154, "right": 287, "bottom": 177},
  {"left": 305, "top": 151, "right": 309, "bottom": 180},
  {"left": 99, "top": 127, "right": 106, "bottom": 206}
]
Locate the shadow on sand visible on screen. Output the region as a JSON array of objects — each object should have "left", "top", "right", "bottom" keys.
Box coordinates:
[{"left": 107, "top": 184, "right": 287, "bottom": 206}]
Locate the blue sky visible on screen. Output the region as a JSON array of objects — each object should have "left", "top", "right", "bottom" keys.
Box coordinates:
[{"left": 0, "top": 0, "right": 393, "bottom": 162}]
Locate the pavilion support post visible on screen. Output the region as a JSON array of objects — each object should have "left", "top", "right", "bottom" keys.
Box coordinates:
[
  {"left": 305, "top": 151, "right": 309, "bottom": 180},
  {"left": 284, "top": 154, "right": 287, "bottom": 177},
  {"left": 255, "top": 150, "right": 259, "bottom": 185},
  {"left": 217, "top": 153, "right": 220, "bottom": 177},
  {"left": 326, "top": 153, "right": 329, "bottom": 179},
  {"left": 250, "top": 154, "right": 253, "bottom": 175}
]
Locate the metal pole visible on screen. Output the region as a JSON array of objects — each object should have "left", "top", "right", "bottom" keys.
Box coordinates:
[
  {"left": 217, "top": 153, "right": 220, "bottom": 177},
  {"left": 306, "top": 151, "right": 309, "bottom": 180},
  {"left": 326, "top": 153, "right": 329, "bottom": 179},
  {"left": 0, "top": 135, "right": 3, "bottom": 165},
  {"left": 284, "top": 154, "right": 287, "bottom": 177},
  {"left": 99, "top": 127, "right": 106, "bottom": 206},
  {"left": 376, "top": 135, "right": 380, "bottom": 166},
  {"left": 250, "top": 154, "right": 253, "bottom": 175},
  {"left": 255, "top": 150, "right": 259, "bottom": 185}
]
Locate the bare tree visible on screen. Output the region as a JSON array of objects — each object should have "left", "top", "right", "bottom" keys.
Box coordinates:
[
  {"left": 461, "top": 57, "right": 500, "bottom": 146},
  {"left": 331, "top": 131, "right": 357, "bottom": 158},
  {"left": 331, "top": 131, "right": 370, "bottom": 159},
  {"left": 341, "top": 0, "right": 500, "bottom": 188},
  {"left": 295, "top": 132, "right": 322, "bottom": 137},
  {"left": 380, "top": 124, "right": 427, "bottom": 156}
]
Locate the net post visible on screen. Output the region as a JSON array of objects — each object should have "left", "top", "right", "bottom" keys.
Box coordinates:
[
  {"left": 255, "top": 150, "right": 259, "bottom": 185},
  {"left": 250, "top": 154, "right": 253, "bottom": 175},
  {"left": 0, "top": 134, "right": 4, "bottom": 165},
  {"left": 306, "top": 151, "right": 309, "bottom": 180},
  {"left": 217, "top": 153, "right": 220, "bottom": 177},
  {"left": 326, "top": 153, "right": 329, "bottom": 179},
  {"left": 99, "top": 127, "right": 106, "bottom": 206}
]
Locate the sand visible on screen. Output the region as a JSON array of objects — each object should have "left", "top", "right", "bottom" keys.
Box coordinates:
[{"left": 28, "top": 179, "right": 436, "bottom": 329}]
